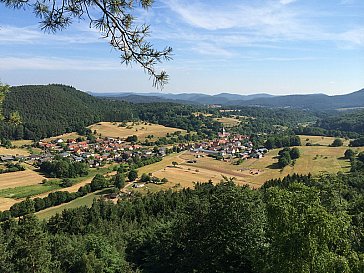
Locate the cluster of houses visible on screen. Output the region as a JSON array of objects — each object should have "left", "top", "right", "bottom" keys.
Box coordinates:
[
  {"left": 191, "top": 127, "right": 268, "bottom": 159},
  {"left": 0, "top": 137, "right": 170, "bottom": 167}
]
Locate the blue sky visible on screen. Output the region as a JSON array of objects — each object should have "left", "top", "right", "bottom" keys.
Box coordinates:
[{"left": 0, "top": 0, "right": 363, "bottom": 95}]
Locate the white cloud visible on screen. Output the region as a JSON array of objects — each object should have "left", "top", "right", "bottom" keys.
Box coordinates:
[
  {"left": 279, "top": 0, "right": 297, "bottom": 5},
  {"left": 192, "top": 42, "right": 235, "bottom": 57},
  {"left": 339, "top": 27, "right": 364, "bottom": 45}
]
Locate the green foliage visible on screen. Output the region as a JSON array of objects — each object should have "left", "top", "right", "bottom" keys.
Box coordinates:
[
  {"left": 0, "top": 172, "right": 363, "bottom": 272},
  {"left": 319, "top": 109, "right": 364, "bottom": 135},
  {"left": 345, "top": 149, "right": 356, "bottom": 159},
  {"left": 113, "top": 173, "right": 126, "bottom": 190},
  {"left": 90, "top": 174, "right": 108, "bottom": 191},
  {"left": 264, "top": 183, "right": 352, "bottom": 273},
  {"left": 126, "top": 135, "right": 138, "bottom": 142},
  {"left": 128, "top": 169, "right": 138, "bottom": 182},
  {"left": 40, "top": 157, "right": 88, "bottom": 178},
  {"left": 265, "top": 135, "right": 301, "bottom": 149},
  {"left": 350, "top": 137, "right": 364, "bottom": 147},
  {"left": 140, "top": 173, "right": 150, "bottom": 182},
  {"left": 331, "top": 138, "right": 344, "bottom": 147}
]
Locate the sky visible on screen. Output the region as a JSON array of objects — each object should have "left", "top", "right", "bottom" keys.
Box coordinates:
[{"left": 0, "top": 0, "right": 363, "bottom": 95}]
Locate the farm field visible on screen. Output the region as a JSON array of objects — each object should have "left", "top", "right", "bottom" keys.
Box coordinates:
[
  {"left": 36, "top": 190, "right": 108, "bottom": 220},
  {"left": 11, "top": 139, "right": 33, "bottom": 147},
  {"left": 0, "top": 164, "right": 116, "bottom": 211},
  {"left": 0, "top": 169, "right": 46, "bottom": 190},
  {"left": 134, "top": 145, "right": 364, "bottom": 193},
  {"left": 214, "top": 117, "right": 240, "bottom": 127},
  {"left": 42, "top": 132, "right": 81, "bottom": 142},
  {"left": 0, "top": 147, "right": 30, "bottom": 156},
  {"left": 89, "top": 122, "right": 185, "bottom": 141},
  {"left": 299, "top": 135, "right": 350, "bottom": 147}
]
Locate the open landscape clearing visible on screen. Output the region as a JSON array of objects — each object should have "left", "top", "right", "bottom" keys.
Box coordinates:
[
  {"left": 0, "top": 169, "right": 46, "bottom": 190},
  {"left": 11, "top": 139, "right": 33, "bottom": 147},
  {"left": 134, "top": 145, "right": 364, "bottom": 193},
  {"left": 36, "top": 190, "right": 107, "bottom": 220},
  {"left": 42, "top": 132, "right": 81, "bottom": 142},
  {"left": 89, "top": 121, "right": 186, "bottom": 140},
  {"left": 213, "top": 117, "right": 241, "bottom": 127},
  {"left": 0, "top": 147, "right": 30, "bottom": 156},
  {"left": 299, "top": 135, "right": 350, "bottom": 146}
]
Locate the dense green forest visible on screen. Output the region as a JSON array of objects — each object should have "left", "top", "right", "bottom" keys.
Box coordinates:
[
  {"left": 0, "top": 85, "right": 220, "bottom": 140},
  {"left": 0, "top": 172, "right": 363, "bottom": 273},
  {"left": 318, "top": 110, "right": 364, "bottom": 134},
  {"left": 1, "top": 84, "right": 363, "bottom": 142}
]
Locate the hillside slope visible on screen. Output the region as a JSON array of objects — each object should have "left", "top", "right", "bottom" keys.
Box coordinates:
[{"left": 1, "top": 84, "right": 133, "bottom": 139}]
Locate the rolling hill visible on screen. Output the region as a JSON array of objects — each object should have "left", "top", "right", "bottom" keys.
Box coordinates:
[{"left": 91, "top": 88, "right": 364, "bottom": 110}]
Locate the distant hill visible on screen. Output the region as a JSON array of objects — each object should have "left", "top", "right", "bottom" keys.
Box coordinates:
[
  {"left": 236, "top": 89, "right": 364, "bottom": 110},
  {"left": 91, "top": 92, "right": 274, "bottom": 105},
  {"left": 1, "top": 84, "right": 133, "bottom": 139},
  {"left": 91, "top": 88, "right": 364, "bottom": 110}
]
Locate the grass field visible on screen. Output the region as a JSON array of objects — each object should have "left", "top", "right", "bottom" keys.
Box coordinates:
[
  {"left": 0, "top": 169, "right": 46, "bottom": 190},
  {"left": 89, "top": 122, "right": 185, "bottom": 141},
  {"left": 0, "top": 147, "right": 30, "bottom": 156},
  {"left": 134, "top": 146, "right": 364, "bottom": 193},
  {"left": 299, "top": 135, "right": 350, "bottom": 147},
  {"left": 36, "top": 190, "right": 108, "bottom": 220},
  {"left": 0, "top": 184, "right": 60, "bottom": 199},
  {"left": 214, "top": 117, "right": 241, "bottom": 127},
  {"left": 42, "top": 132, "right": 81, "bottom": 142},
  {"left": 11, "top": 140, "right": 33, "bottom": 147},
  {"left": 0, "top": 197, "right": 18, "bottom": 211}
]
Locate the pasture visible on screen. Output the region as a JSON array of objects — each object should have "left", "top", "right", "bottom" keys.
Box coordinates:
[
  {"left": 0, "top": 169, "right": 46, "bottom": 190},
  {"left": 214, "top": 117, "right": 241, "bottom": 127},
  {"left": 89, "top": 122, "right": 185, "bottom": 141},
  {"left": 42, "top": 132, "right": 81, "bottom": 142},
  {"left": 134, "top": 145, "right": 364, "bottom": 193},
  {"left": 0, "top": 147, "right": 29, "bottom": 156},
  {"left": 11, "top": 139, "right": 33, "bottom": 147},
  {"left": 36, "top": 190, "right": 108, "bottom": 220},
  {"left": 299, "top": 135, "right": 350, "bottom": 147}
]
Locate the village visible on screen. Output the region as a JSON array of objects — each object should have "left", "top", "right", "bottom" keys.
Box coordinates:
[{"left": 0, "top": 127, "right": 270, "bottom": 169}]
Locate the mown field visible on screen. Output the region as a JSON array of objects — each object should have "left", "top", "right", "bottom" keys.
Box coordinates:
[
  {"left": 299, "top": 135, "right": 350, "bottom": 147},
  {"left": 0, "top": 164, "right": 116, "bottom": 211},
  {"left": 0, "top": 147, "right": 29, "bottom": 156},
  {"left": 36, "top": 190, "right": 109, "bottom": 220},
  {"left": 42, "top": 132, "right": 81, "bottom": 142},
  {"left": 0, "top": 169, "right": 46, "bottom": 190},
  {"left": 89, "top": 122, "right": 186, "bottom": 141},
  {"left": 213, "top": 117, "right": 241, "bottom": 127},
  {"left": 134, "top": 145, "right": 364, "bottom": 193}
]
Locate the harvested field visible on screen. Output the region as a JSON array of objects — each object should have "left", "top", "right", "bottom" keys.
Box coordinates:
[
  {"left": 89, "top": 122, "right": 185, "bottom": 141},
  {"left": 0, "top": 169, "right": 46, "bottom": 190},
  {"left": 299, "top": 135, "right": 350, "bottom": 147},
  {"left": 0, "top": 147, "right": 29, "bottom": 156},
  {"left": 214, "top": 117, "right": 240, "bottom": 127}
]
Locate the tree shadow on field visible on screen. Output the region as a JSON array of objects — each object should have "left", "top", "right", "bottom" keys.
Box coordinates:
[{"left": 267, "top": 162, "right": 281, "bottom": 169}]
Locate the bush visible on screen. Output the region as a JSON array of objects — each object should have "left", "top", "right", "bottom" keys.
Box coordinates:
[{"left": 331, "top": 138, "right": 343, "bottom": 147}]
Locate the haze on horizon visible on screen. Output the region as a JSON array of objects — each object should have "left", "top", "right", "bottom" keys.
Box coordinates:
[{"left": 0, "top": 0, "right": 363, "bottom": 95}]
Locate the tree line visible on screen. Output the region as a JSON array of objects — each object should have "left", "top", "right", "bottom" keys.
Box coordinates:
[{"left": 0, "top": 170, "right": 363, "bottom": 272}]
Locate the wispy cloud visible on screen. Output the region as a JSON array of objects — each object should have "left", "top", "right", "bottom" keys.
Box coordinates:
[
  {"left": 0, "top": 25, "right": 102, "bottom": 45},
  {"left": 159, "top": 0, "right": 364, "bottom": 52},
  {"left": 0, "top": 56, "right": 122, "bottom": 71}
]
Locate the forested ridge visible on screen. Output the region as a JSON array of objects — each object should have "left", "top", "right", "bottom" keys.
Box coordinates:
[
  {"left": 0, "top": 172, "right": 363, "bottom": 272},
  {"left": 318, "top": 110, "right": 364, "bottom": 134},
  {"left": 0, "top": 84, "right": 221, "bottom": 140},
  {"left": 1, "top": 84, "right": 135, "bottom": 139}
]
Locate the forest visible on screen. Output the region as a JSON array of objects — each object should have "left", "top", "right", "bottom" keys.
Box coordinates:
[
  {"left": 0, "top": 171, "right": 363, "bottom": 273},
  {"left": 1, "top": 84, "right": 363, "bottom": 142}
]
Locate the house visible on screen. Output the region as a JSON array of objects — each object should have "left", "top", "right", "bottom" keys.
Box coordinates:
[{"left": 0, "top": 155, "right": 14, "bottom": 162}]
